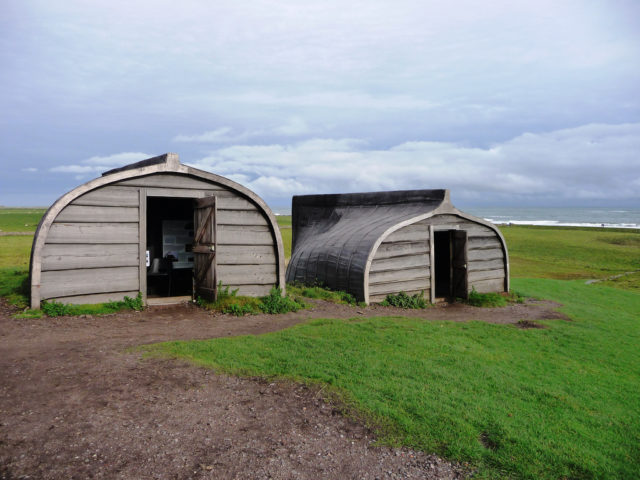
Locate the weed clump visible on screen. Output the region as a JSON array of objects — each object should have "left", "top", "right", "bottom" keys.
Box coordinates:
[
  {"left": 302, "top": 286, "right": 357, "bottom": 305},
  {"left": 509, "top": 291, "right": 526, "bottom": 304},
  {"left": 197, "top": 284, "right": 304, "bottom": 316},
  {"left": 119, "top": 292, "right": 145, "bottom": 311},
  {"left": 197, "top": 284, "right": 261, "bottom": 316},
  {"left": 466, "top": 287, "right": 507, "bottom": 307},
  {"left": 41, "top": 300, "right": 73, "bottom": 317},
  {"left": 287, "top": 283, "right": 365, "bottom": 306},
  {"left": 259, "top": 287, "right": 304, "bottom": 314},
  {"left": 381, "top": 291, "right": 429, "bottom": 309}
]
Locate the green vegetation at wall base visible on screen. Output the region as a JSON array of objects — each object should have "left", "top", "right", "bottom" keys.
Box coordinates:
[
  {"left": 287, "top": 283, "right": 363, "bottom": 306},
  {"left": 36, "top": 292, "right": 145, "bottom": 317},
  {"left": 381, "top": 290, "right": 429, "bottom": 308},
  {"left": 464, "top": 288, "right": 525, "bottom": 307},
  {"left": 197, "top": 285, "right": 305, "bottom": 316}
]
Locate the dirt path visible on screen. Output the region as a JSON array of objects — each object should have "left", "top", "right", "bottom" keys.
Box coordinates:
[{"left": 0, "top": 298, "right": 565, "bottom": 479}]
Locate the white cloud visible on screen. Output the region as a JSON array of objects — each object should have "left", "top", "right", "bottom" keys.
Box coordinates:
[
  {"left": 173, "top": 127, "right": 239, "bottom": 143},
  {"left": 82, "top": 152, "right": 152, "bottom": 165},
  {"left": 49, "top": 152, "right": 152, "bottom": 175},
  {"left": 208, "top": 92, "right": 440, "bottom": 110},
  {"left": 21, "top": 167, "right": 38, "bottom": 172},
  {"left": 246, "top": 176, "right": 311, "bottom": 198},
  {"left": 189, "top": 123, "right": 640, "bottom": 204},
  {"left": 50, "top": 165, "right": 102, "bottom": 173},
  {"left": 174, "top": 117, "right": 315, "bottom": 145},
  {"left": 272, "top": 117, "right": 311, "bottom": 136},
  {"left": 45, "top": 124, "right": 639, "bottom": 206}
]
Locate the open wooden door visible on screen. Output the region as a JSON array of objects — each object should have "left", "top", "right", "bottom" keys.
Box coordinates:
[
  {"left": 451, "top": 230, "right": 468, "bottom": 299},
  {"left": 193, "top": 196, "right": 217, "bottom": 301}
]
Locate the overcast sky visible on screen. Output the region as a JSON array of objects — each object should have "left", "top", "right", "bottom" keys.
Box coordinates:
[{"left": 1, "top": 0, "right": 639, "bottom": 208}]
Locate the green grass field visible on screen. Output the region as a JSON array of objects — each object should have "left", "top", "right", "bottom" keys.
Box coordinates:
[
  {"left": 2, "top": 208, "right": 640, "bottom": 478},
  {"left": 275, "top": 214, "right": 291, "bottom": 227},
  {"left": 0, "top": 236, "right": 33, "bottom": 269},
  {"left": 276, "top": 215, "right": 292, "bottom": 259},
  {"left": 500, "top": 225, "right": 640, "bottom": 283},
  {"left": 0, "top": 208, "right": 40, "bottom": 307},
  {"left": 0, "top": 207, "right": 46, "bottom": 233}
]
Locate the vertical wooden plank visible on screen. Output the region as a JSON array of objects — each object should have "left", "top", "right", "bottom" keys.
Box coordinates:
[
  {"left": 429, "top": 225, "right": 435, "bottom": 303},
  {"left": 139, "top": 188, "right": 147, "bottom": 305},
  {"left": 193, "top": 195, "right": 217, "bottom": 301},
  {"left": 213, "top": 196, "right": 218, "bottom": 301}
]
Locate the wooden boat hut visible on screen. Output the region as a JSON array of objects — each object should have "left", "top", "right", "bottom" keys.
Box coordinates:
[
  {"left": 286, "top": 189, "right": 509, "bottom": 304},
  {"left": 29, "top": 153, "right": 285, "bottom": 308}
]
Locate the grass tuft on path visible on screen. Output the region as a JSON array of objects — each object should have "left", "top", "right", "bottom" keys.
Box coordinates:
[{"left": 144, "top": 278, "right": 640, "bottom": 479}]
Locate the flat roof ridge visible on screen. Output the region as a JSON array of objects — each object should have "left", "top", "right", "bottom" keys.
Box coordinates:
[
  {"left": 102, "top": 153, "right": 180, "bottom": 176},
  {"left": 292, "top": 189, "right": 449, "bottom": 208}
]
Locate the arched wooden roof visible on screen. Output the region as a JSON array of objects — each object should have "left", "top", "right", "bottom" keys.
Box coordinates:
[
  {"left": 286, "top": 189, "right": 509, "bottom": 303},
  {"left": 30, "top": 153, "right": 285, "bottom": 307}
]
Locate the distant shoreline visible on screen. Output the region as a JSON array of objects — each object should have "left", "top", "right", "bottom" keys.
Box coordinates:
[{"left": 490, "top": 221, "right": 640, "bottom": 230}]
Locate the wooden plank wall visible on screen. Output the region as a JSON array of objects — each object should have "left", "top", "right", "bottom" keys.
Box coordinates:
[
  {"left": 368, "top": 214, "right": 505, "bottom": 302},
  {"left": 39, "top": 173, "right": 279, "bottom": 304},
  {"left": 368, "top": 223, "right": 431, "bottom": 303},
  {"left": 40, "top": 185, "right": 141, "bottom": 304}
]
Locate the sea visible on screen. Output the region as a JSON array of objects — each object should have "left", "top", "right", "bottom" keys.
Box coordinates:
[
  {"left": 464, "top": 207, "right": 640, "bottom": 230},
  {"left": 272, "top": 206, "right": 640, "bottom": 230}
]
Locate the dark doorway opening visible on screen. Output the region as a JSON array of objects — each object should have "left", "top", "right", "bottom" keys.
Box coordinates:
[
  {"left": 146, "top": 197, "right": 194, "bottom": 298},
  {"left": 434, "top": 231, "right": 451, "bottom": 298},
  {"left": 434, "top": 230, "right": 468, "bottom": 300}
]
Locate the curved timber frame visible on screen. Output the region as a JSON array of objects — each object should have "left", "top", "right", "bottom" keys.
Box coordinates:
[
  {"left": 30, "top": 153, "right": 285, "bottom": 308},
  {"left": 286, "top": 189, "right": 509, "bottom": 305}
]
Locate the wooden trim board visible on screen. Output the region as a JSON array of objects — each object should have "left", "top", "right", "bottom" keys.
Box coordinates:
[{"left": 138, "top": 188, "right": 147, "bottom": 305}]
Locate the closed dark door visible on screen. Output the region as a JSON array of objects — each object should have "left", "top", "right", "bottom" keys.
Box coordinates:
[
  {"left": 193, "top": 196, "right": 217, "bottom": 301},
  {"left": 451, "top": 230, "right": 468, "bottom": 299}
]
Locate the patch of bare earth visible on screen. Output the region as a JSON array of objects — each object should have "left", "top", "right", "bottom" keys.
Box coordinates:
[{"left": 0, "top": 297, "right": 565, "bottom": 479}]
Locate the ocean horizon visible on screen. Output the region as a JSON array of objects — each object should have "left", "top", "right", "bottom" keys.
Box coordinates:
[{"left": 272, "top": 206, "right": 640, "bottom": 230}]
